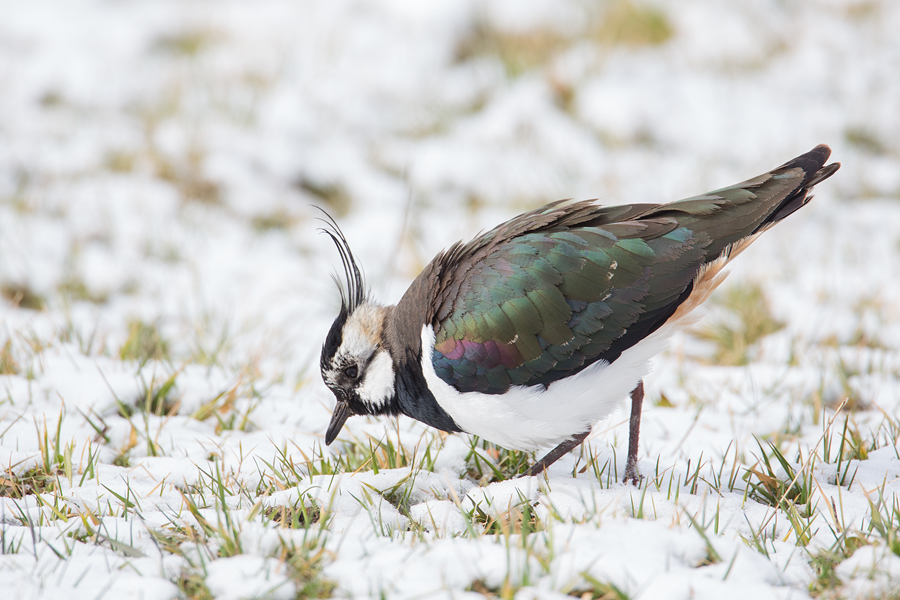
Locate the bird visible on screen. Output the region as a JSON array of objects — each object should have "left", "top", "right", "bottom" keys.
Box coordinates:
[{"left": 318, "top": 144, "right": 840, "bottom": 481}]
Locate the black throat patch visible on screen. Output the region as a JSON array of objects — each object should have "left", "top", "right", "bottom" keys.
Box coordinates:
[{"left": 375, "top": 348, "right": 461, "bottom": 434}]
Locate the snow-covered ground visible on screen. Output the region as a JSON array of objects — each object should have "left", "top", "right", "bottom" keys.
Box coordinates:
[{"left": 2, "top": 1, "right": 899, "bottom": 598}]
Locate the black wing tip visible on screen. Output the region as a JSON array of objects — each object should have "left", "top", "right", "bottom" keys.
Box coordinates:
[
  {"left": 760, "top": 145, "right": 840, "bottom": 228},
  {"left": 806, "top": 161, "right": 841, "bottom": 189},
  {"left": 804, "top": 144, "right": 841, "bottom": 188},
  {"left": 810, "top": 143, "right": 832, "bottom": 162},
  {"left": 778, "top": 144, "right": 841, "bottom": 189}
]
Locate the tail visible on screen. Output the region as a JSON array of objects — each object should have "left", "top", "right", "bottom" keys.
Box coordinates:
[
  {"left": 651, "top": 144, "right": 841, "bottom": 262},
  {"left": 754, "top": 144, "right": 841, "bottom": 230}
]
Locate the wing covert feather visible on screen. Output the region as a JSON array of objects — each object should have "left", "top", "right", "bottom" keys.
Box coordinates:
[{"left": 431, "top": 224, "right": 704, "bottom": 394}]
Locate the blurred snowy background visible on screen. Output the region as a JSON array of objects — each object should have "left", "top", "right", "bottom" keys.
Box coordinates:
[{"left": 1, "top": 1, "right": 899, "bottom": 599}]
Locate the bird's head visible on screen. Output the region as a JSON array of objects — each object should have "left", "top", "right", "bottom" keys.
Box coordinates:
[{"left": 319, "top": 217, "right": 396, "bottom": 445}]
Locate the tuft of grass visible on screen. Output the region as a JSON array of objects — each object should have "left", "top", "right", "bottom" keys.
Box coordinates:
[
  {"left": 456, "top": 22, "right": 569, "bottom": 76},
  {"left": 314, "top": 423, "right": 441, "bottom": 477},
  {"left": 124, "top": 369, "right": 181, "bottom": 418},
  {"left": 0, "top": 466, "right": 60, "bottom": 499},
  {"left": 1, "top": 283, "right": 46, "bottom": 311},
  {"left": 190, "top": 375, "right": 261, "bottom": 435},
  {"left": 456, "top": 1, "right": 672, "bottom": 78},
  {"left": 817, "top": 295, "right": 889, "bottom": 350},
  {"left": 569, "top": 575, "right": 631, "bottom": 599},
  {"left": 684, "top": 510, "right": 724, "bottom": 566},
  {"left": 743, "top": 438, "right": 818, "bottom": 546},
  {"left": 593, "top": 0, "right": 673, "bottom": 47},
  {"left": 151, "top": 29, "right": 221, "bottom": 57},
  {"left": 160, "top": 460, "right": 335, "bottom": 598},
  {"left": 844, "top": 1, "right": 881, "bottom": 20},
  {"left": 578, "top": 443, "right": 616, "bottom": 488},
  {"left": 808, "top": 549, "right": 844, "bottom": 597},
  {"left": 296, "top": 179, "right": 352, "bottom": 217},
  {"left": 337, "top": 433, "right": 417, "bottom": 474},
  {"left": 255, "top": 441, "right": 340, "bottom": 496},
  {"left": 176, "top": 572, "right": 214, "bottom": 600},
  {"left": 190, "top": 379, "right": 239, "bottom": 422},
  {"left": 693, "top": 283, "right": 784, "bottom": 366},
  {"left": 822, "top": 414, "right": 858, "bottom": 488},
  {"left": 156, "top": 458, "right": 335, "bottom": 599},
  {"left": 265, "top": 499, "right": 321, "bottom": 530},
  {"left": 844, "top": 126, "right": 888, "bottom": 155},
  {"left": 104, "top": 150, "right": 138, "bottom": 173},
  {"left": 111, "top": 422, "right": 139, "bottom": 468},
  {"left": 373, "top": 477, "right": 420, "bottom": 522},
  {"left": 466, "top": 436, "right": 533, "bottom": 482},
  {"left": 39, "top": 90, "right": 64, "bottom": 108},
  {"left": 252, "top": 210, "right": 296, "bottom": 233},
  {"left": 150, "top": 141, "right": 222, "bottom": 205},
  {"left": 1, "top": 413, "right": 101, "bottom": 509},
  {"left": 176, "top": 461, "right": 245, "bottom": 557},
  {"left": 865, "top": 489, "right": 900, "bottom": 558},
  {"left": 112, "top": 448, "right": 133, "bottom": 468},
  {"left": 189, "top": 319, "right": 232, "bottom": 367},
  {"left": 58, "top": 275, "right": 109, "bottom": 304},
  {"left": 744, "top": 439, "right": 814, "bottom": 509},
  {"left": 654, "top": 392, "right": 675, "bottom": 408},
  {"left": 828, "top": 356, "right": 874, "bottom": 413},
  {"left": 154, "top": 154, "right": 221, "bottom": 205},
  {"left": 808, "top": 532, "right": 869, "bottom": 596},
  {"left": 278, "top": 539, "right": 335, "bottom": 599},
  {"left": 0, "top": 339, "right": 19, "bottom": 375},
  {"left": 178, "top": 176, "right": 222, "bottom": 205},
  {"left": 468, "top": 578, "right": 520, "bottom": 599},
  {"left": 464, "top": 490, "right": 543, "bottom": 537},
  {"left": 120, "top": 320, "right": 170, "bottom": 364},
  {"left": 834, "top": 417, "right": 867, "bottom": 485}
]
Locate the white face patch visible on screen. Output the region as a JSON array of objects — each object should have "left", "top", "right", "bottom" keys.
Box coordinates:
[{"left": 356, "top": 349, "right": 395, "bottom": 408}]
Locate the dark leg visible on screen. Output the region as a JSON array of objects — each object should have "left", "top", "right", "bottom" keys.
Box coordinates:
[
  {"left": 623, "top": 380, "right": 644, "bottom": 485},
  {"left": 522, "top": 429, "right": 591, "bottom": 477}
]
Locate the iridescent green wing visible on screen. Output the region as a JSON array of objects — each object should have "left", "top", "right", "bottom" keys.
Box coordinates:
[{"left": 430, "top": 216, "right": 704, "bottom": 393}]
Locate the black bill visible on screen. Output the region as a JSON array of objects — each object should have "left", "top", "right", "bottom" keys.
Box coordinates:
[{"left": 325, "top": 401, "right": 351, "bottom": 445}]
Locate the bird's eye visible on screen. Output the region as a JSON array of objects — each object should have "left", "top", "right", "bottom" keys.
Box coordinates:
[{"left": 343, "top": 365, "right": 359, "bottom": 380}]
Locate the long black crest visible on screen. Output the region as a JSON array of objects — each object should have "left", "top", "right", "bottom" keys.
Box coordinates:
[{"left": 316, "top": 208, "right": 366, "bottom": 314}]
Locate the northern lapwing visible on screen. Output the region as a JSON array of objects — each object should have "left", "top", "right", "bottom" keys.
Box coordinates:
[{"left": 319, "top": 145, "right": 840, "bottom": 481}]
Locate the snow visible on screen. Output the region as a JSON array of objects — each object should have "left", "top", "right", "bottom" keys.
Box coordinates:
[{"left": 2, "top": 0, "right": 900, "bottom": 598}]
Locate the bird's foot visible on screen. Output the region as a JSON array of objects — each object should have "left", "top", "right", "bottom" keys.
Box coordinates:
[{"left": 623, "top": 457, "right": 642, "bottom": 486}]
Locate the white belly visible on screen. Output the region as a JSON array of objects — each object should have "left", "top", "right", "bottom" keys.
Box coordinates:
[{"left": 419, "top": 323, "right": 677, "bottom": 451}]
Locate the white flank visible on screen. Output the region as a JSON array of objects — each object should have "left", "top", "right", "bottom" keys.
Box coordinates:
[
  {"left": 419, "top": 241, "right": 750, "bottom": 450},
  {"left": 420, "top": 323, "right": 671, "bottom": 450}
]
